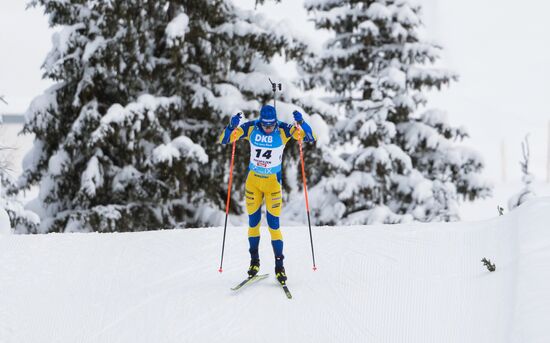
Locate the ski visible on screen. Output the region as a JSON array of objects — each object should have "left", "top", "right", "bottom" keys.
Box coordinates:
[
  {"left": 231, "top": 273, "right": 269, "bottom": 291},
  {"left": 281, "top": 284, "right": 292, "bottom": 299}
]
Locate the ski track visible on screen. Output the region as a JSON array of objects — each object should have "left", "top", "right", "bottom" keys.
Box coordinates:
[{"left": 1, "top": 199, "right": 550, "bottom": 342}]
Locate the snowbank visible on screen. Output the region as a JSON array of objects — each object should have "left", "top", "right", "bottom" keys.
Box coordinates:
[{"left": 1, "top": 198, "right": 550, "bottom": 342}]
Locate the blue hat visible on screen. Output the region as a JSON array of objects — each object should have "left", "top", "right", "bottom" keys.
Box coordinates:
[{"left": 260, "top": 105, "right": 277, "bottom": 126}]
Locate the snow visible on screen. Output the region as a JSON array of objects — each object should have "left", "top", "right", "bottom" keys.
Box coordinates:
[
  {"left": 1, "top": 198, "right": 550, "bottom": 342},
  {"left": 228, "top": 70, "right": 273, "bottom": 96},
  {"left": 18, "top": 140, "right": 44, "bottom": 188},
  {"left": 51, "top": 23, "right": 85, "bottom": 57},
  {"left": 358, "top": 119, "right": 377, "bottom": 138},
  {"left": 47, "top": 148, "right": 70, "bottom": 175},
  {"left": 380, "top": 64, "right": 407, "bottom": 90},
  {"left": 420, "top": 108, "right": 448, "bottom": 127},
  {"left": 92, "top": 94, "right": 181, "bottom": 143},
  {"left": 151, "top": 144, "right": 181, "bottom": 167},
  {"left": 366, "top": 2, "right": 392, "bottom": 21},
  {"left": 399, "top": 121, "right": 441, "bottom": 151},
  {"left": 82, "top": 36, "right": 106, "bottom": 62},
  {"left": 411, "top": 177, "right": 433, "bottom": 202},
  {"left": 112, "top": 166, "right": 141, "bottom": 192},
  {"left": 80, "top": 155, "right": 103, "bottom": 197},
  {"left": 151, "top": 136, "right": 208, "bottom": 168},
  {"left": 214, "top": 8, "right": 304, "bottom": 54},
  {"left": 215, "top": 19, "right": 266, "bottom": 38},
  {"left": 24, "top": 84, "right": 60, "bottom": 125},
  {"left": 165, "top": 13, "right": 189, "bottom": 47},
  {"left": 358, "top": 20, "right": 379, "bottom": 36},
  {"left": 171, "top": 136, "right": 209, "bottom": 164},
  {"left": 391, "top": 22, "right": 407, "bottom": 41},
  {"left": 396, "top": 3, "right": 420, "bottom": 26},
  {"left": 191, "top": 83, "right": 258, "bottom": 117}
]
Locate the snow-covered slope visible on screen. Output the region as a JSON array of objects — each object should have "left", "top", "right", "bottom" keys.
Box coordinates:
[{"left": 1, "top": 199, "right": 550, "bottom": 343}]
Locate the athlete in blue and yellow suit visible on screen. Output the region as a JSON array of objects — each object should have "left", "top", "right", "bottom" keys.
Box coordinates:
[{"left": 219, "top": 105, "right": 315, "bottom": 284}]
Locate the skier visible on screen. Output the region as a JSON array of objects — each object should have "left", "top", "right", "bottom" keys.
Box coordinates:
[{"left": 219, "top": 105, "right": 316, "bottom": 285}]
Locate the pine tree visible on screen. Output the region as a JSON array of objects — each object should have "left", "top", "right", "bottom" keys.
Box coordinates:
[
  {"left": 302, "top": 0, "right": 490, "bottom": 225},
  {"left": 20, "top": 0, "right": 332, "bottom": 233}
]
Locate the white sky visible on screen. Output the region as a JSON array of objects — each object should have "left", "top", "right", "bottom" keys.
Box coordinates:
[
  {"left": 1, "top": 0, "right": 550, "bottom": 185},
  {"left": 0, "top": 1, "right": 52, "bottom": 114}
]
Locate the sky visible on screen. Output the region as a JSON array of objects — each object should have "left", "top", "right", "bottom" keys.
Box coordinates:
[
  {"left": 1, "top": 0, "right": 550, "bottom": 185},
  {"left": 423, "top": 0, "right": 550, "bottom": 184},
  {"left": 0, "top": 2, "right": 52, "bottom": 114}
]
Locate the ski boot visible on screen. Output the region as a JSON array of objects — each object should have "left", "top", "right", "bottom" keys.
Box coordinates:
[
  {"left": 248, "top": 258, "right": 260, "bottom": 278},
  {"left": 275, "top": 266, "right": 287, "bottom": 285}
]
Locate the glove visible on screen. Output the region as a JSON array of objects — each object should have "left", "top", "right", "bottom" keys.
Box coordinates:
[
  {"left": 293, "top": 110, "right": 304, "bottom": 124},
  {"left": 229, "top": 112, "right": 242, "bottom": 129}
]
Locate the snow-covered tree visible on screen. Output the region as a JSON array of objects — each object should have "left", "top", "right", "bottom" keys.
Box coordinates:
[
  {"left": 20, "top": 0, "right": 333, "bottom": 233},
  {"left": 302, "top": 0, "right": 490, "bottom": 225},
  {"left": 0, "top": 117, "right": 39, "bottom": 234},
  {"left": 509, "top": 135, "right": 535, "bottom": 210},
  {"left": 0, "top": 177, "right": 40, "bottom": 235}
]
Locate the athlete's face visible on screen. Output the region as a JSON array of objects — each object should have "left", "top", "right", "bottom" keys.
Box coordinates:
[{"left": 262, "top": 123, "right": 276, "bottom": 134}]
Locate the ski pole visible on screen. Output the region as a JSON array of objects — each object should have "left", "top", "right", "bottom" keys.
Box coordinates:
[
  {"left": 219, "top": 129, "right": 238, "bottom": 273},
  {"left": 268, "top": 78, "right": 281, "bottom": 110},
  {"left": 296, "top": 123, "right": 317, "bottom": 271}
]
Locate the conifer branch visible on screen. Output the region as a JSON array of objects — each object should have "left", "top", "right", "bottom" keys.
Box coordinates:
[{"left": 481, "top": 258, "right": 496, "bottom": 272}]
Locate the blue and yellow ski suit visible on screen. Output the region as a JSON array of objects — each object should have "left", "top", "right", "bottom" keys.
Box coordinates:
[{"left": 219, "top": 118, "right": 315, "bottom": 267}]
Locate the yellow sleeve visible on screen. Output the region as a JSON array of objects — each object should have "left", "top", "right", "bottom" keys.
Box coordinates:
[
  {"left": 290, "top": 126, "right": 304, "bottom": 141},
  {"left": 219, "top": 126, "right": 246, "bottom": 144},
  {"left": 291, "top": 122, "right": 316, "bottom": 142}
]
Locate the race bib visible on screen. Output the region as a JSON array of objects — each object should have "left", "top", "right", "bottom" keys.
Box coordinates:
[{"left": 248, "top": 128, "right": 285, "bottom": 174}]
